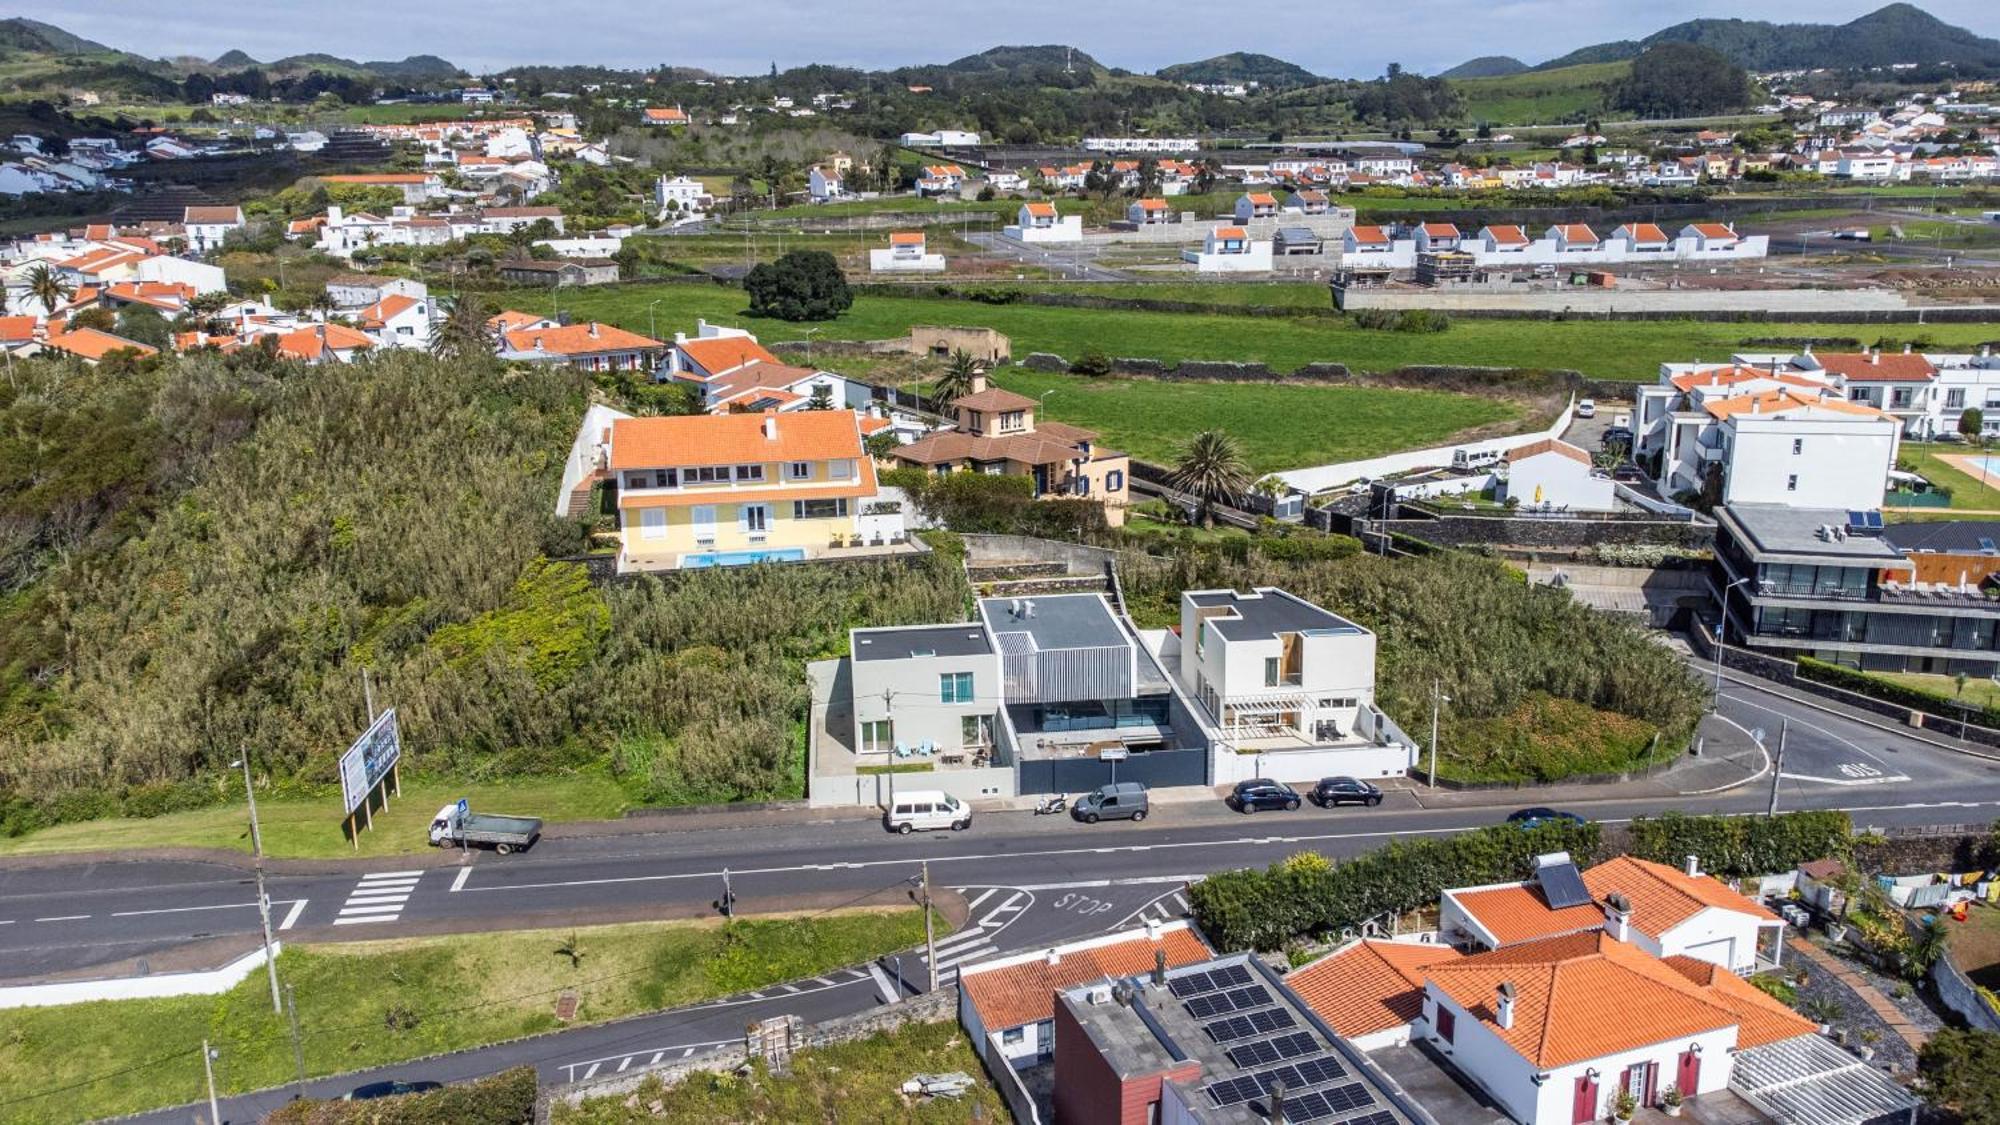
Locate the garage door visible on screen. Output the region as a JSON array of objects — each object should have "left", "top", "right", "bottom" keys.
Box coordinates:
[{"left": 1681, "top": 937, "right": 1735, "bottom": 969}]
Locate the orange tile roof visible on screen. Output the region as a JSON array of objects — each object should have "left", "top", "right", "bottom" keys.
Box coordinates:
[
  {"left": 275, "top": 324, "right": 373, "bottom": 360},
  {"left": 610, "top": 409, "right": 867, "bottom": 471},
  {"left": 358, "top": 293, "right": 422, "bottom": 326},
  {"left": 505, "top": 322, "right": 664, "bottom": 357},
  {"left": 57, "top": 246, "right": 145, "bottom": 275},
  {"left": 961, "top": 927, "right": 1212, "bottom": 1032},
  {"left": 1703, "top": 390, "right": 1890, "bottom": 422},
  {"left": 104, "top": 281, "right": 197, "bottom": 309},
  {"left": 0, "top": 315, "right": 35, "bottom": 343},
  {"left": 1022, "top": 202, "right": 1057, "bottom": 217},
  {"left": 1289, "top": 940, "right": 1465, "bottom": 1038},
  {"left": 1244, "top": 192, "right": 1277, "bottom": 206},
  {"left": 323, "top": 173, "right": 432, "bottom": 185},
  {"left": 1484, "top": 225, "right": 1530, "bottom": 245},
  {"left": 1505, "top": 437, "right": 1591, "bottom": 466},
  {"left": 676, "top": 334, "right": 780, "bottom": 377},
  {"left": 182, "top": 206, "right": 242, "bottom": 224},
  {"left": 643, "top": 107, "right": 689, "bottom": 122},
  {"left": 1426, "top": 932, "right": 1744, "bottom": 1068},
  {"left": 1583, "top": 857, "right": 1776, "bottom": 939},
  {"left": 1135, "top": 198, "right": 1169, "bottom": 210},
  {"left": 705, "top": 360, "right": 820, "bottom": 404},
  {"left": 1660, "top": 956, "right": 1815, "bottom": 1049},
  {"left": 1451, "top": 883, "right": 1607, "bottom": 946},
  {"left": 1813, "top": 351, "right": 1937, "bottom": 383},
  {"left": 1348, "top": 225, "right": 1391, "bottom": 245},
  {"left": 487, "top": 309, "right": 552, "bottom": 333},
  {"left": 1212, "top": 226, "right": 1248, "bottom": 240},
  {"left": 1421, "top": 222, "right": 1460, "bottom": 238},
  {"left": 1552, "top": 223, "right": 1599, "bottom": 243},
  {"left": 1621, "top": 223, "right": 1671, "bottom": 244},
  {"left": 953, "top": 385, "right": 1040, "bottom": 412},
  {"left": 889, "top": 231, "right": 926, "bottom": 245},
  {"left": 42, "top": 326, "right": 157, "bottom": 361},
  {"left": 1687, "top": 223, "right": 1737, "bottom": 240}
]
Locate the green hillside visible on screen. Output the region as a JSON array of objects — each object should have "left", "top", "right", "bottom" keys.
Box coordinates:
[
  {"left": 1450, "top": 61, "right": 1627, "bottom": 126},
  {"left": 1538, "top": 3, "right": 2000, "bottom": 73},
  {"left": 1440, "top": 56, "right": 1530, "bottom": 79},
  {"left": 1157, "top": 52, "right": 1320, "bottom": 88}
]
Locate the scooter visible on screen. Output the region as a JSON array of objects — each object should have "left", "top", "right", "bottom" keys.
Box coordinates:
[{"left": 1033, "top": 793, "right": 1068, "bottom": 816}]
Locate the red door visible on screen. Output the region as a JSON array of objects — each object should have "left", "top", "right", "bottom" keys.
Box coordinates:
[
  {"left": 1572, "top": 1075, "right": 1599, "bottom": 1125},
  {"left": 1644, "top": 1061, "right": 1660, "bottom": 1107},
  {"left": 1678, "top": 1049, "right": 1702, "bottom": 1098}
]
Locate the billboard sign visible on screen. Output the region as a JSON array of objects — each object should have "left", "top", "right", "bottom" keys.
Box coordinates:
[{"left": 339, "top": 708, "right": 401, "bottom": 815}]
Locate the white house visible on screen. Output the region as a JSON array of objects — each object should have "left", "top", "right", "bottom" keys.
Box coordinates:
[
  {"left": 868, "top": 230, "right": 946, "bottom": 273},
  {"left": 807, "top": 165, "right": 844, "bottom": 202},
  {"left": 354, "top": 292, "right": 432, "bottom": 350},
  {"left": 1171, "top": 587, "right": 1414, "bottom": 783},
  {"left": 1497, "top": 438, "right": 1615, "bottom": 512},
  {"left": 1233, "top": 192, "right": 1279, "bottom": 222},
  {"left": 1182, "top": 225, "right": 1273, "bottom": 273},
  {"left": 1003, "top": 201, "right": 1081, "bottom": 243},
  {"left": 1126, "top": 198, "right": 1173, "bottom": 225},
  {"left": 654, "top": 175, "right": 709, "bottom": 218},
  {"left": 181, "top": 205, "right": 244, "bottom": 254},
  {"left": 1341, "top": 224, "right": 1417, "bottom": 269}
]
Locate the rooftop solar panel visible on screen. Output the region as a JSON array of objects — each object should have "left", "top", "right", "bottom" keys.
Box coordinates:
[
  {"left": 1536, "top": 859, "right": 1593, "bottom": 910},
  {"left": 1283, "top": 1083, "right": 1375, "bottom": 1123},
  {"left": 1212, "top": 964, "right": 1254, "bottom": 989},
  {"left": 1169, "top": 970, "right": 1216, "bottom": 998},
  {"left": 1338, "top": 1112, "right": 1399, "bottom": 1125},
  {"left": 1226, "top": 1031, "right": 1317, "bottom": 1068},
  {"left": 1187, "top": 984, "right": 1274, "bottom": 1019},
  {"left": 1207, "top": 1056, "right": 1351, "bottom": 1107},
  {"left": 1205, "top": 1007, "right": 1296, "bottom": 1043}
]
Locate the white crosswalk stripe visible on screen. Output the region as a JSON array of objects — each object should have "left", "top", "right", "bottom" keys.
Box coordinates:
[{"left": 333, "top": 872, "right": 422, "bottom": 925}]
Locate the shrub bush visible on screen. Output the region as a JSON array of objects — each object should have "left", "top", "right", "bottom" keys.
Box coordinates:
[
  {"left": 1798, "top": 657, "right": 2000, "bottom": 728},
  {"left": 1625, "top": 810, "right": 1851, "bottom": 878},
  {"left": 266, "top": 1067, "right": 536, "bottom": 1125}
]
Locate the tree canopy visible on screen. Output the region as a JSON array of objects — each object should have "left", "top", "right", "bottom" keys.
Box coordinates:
[
  {"left": 744, "top": 250, "right": 853, "bottom": 322},
  {"left": 1610, "top": 42, "right": 1752, "bottom": 119}
]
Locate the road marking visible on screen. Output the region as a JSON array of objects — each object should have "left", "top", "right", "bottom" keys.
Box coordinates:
[
  {"left": 681, "top": 1047, "right": 696, "bottom": 1058},
  {"left": 35, "top": 914, "right": 88, "bottom": 922},
  {"left": 866, "top": 961, "right": 898, "bottom": 1004},
  {"left": 342, "top": 894, "right": 412, "bottom": 906},
  {"left": 1779, "top": 772, "right": 1911, "bottom": 787},
  {"left": 581, "top": 1063, "right": 600, "bottom": 1081},
  {"left": 1015, "top": 875, "right": 1206, "bottom": 891},
  {"left": 747, "top": 990, "right": 765, "bottom": 999},
  {"left": 934, "top": 927, "right": 992, "bottom": 952},
  {"left": 279, "top": 899, "right": 308, "bottom": 931},
  {"left": 332, "top": 915, "right": 396, "bottom": 925},
  {"left": 617, "top": 1057, "right": 632, "bottom": 1072},
  {"left": 333, "top": 903, "right": 406, "bottom": 916},
  {"left": 111, "top": 898, "right": 301, "bottom": 918},
  {"left": 336, "top": 873, "right": 420, "bottom": 925},
  {"left": 649, "top": 1052, "right": 664, "bottom": 1065},
  {"left": 451, "top": 866, "right": 474, "bottom": 893},
  {"left": 934, "top": 940, "right": 997, "bottom": 971},
  {"left": 780, "top": 983, "right": 800, "bottom": 993},
  {"left": 965, "top": 889, "right": 996, "bottom": 911},
  {"left": 362, "top": 870, "right": 424, "bottom": 879}
]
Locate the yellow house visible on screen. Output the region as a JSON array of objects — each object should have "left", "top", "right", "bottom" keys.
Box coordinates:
[{"left": 611, "top": 410, "right": 893, "bottom": 570}]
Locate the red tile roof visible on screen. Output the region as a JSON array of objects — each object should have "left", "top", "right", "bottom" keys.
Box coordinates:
[
  {"left": 1348, "top": 225, "right": 1391, "bottom": 245},
  {"left": 1552, "top": 223, "right": 1599, "bottom": 243},
  {"left": 506, "top": 322, "right": 663, "bottom": 358},
  {"left": 1484, "top": 225, "right": 1530, "bottom": 246},
  {"left": 0, "top": 316, "right": 35, "bottom": 343},
  {"left": 1289, "top": 940, "right": 1464, "bottom": 1038},
  {"left": 1620, "top": 223, "right": 1671, "bottom": 245},
  {"left": 1022, "top": 202, "right": 1057, "bottom": 217},
  {"left": 1812, "top": 351, "right": 1937, "bottom": 383},
  {"left": 1212, "top": 226, "right": 1248, "bottom": 240},
  {"left": 1582, "top": 856, "right": 1777, "bottom": 940},
  {"left": 676, "top": 334, "right": 780, "bottom": 377},
  {"left": 961, "top": 926, "right": 1213, "bottom": 1032},
  {"left": 42, "top": 326, "right": 157, "bottom": 361},
  {"left": 610, "top": 408, "right": 867, "bottom": 470},
  {"left": 1687, "top": 223, "right": 1738, "bottom": 241},
  {"left": 1451, "top": 883, "right": 1607, "bottom": 947},
  {"left": 275, "top": 324, "right": 373, "bottom": 360},
  {"left": 1660, "top": 956, "right": 1815, "bottom": 1049},
  {"left": 889, "top": 231, "right": 926, "bottom": 245},
  {"left": 1244, "top": 192, "right": 1278, "bottom": 206}
]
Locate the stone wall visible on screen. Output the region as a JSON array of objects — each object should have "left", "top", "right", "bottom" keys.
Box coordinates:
[
  {"left": 1374, "top": 514, "right": 1714, "bottom": 550},
  {"left": 961, "top": 534, "right": 1122, "bottom": 577}
]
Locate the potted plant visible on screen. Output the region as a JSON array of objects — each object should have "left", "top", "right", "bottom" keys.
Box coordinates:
[
  {"left": 1661, "top": 1085, "right": 1685, "bottom": 1118},
  {"left": 1612, "top": 1089, "right": 1637, "bottom": 1122},
  {"left": 1857, "top": 1027, "right": 1881, "bottom": 1061},
  {"left": 1803, "top": 996, "right": 1845, "bottom": 1035}
]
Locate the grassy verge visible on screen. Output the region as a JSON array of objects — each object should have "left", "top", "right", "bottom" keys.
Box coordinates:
[
  {"left": 0, "top": 911, "right": 930, "bottom": 1122},
  {"left": 552, "top": 1015, "right": 1002, "bottom": 1124},
  {"left": 0, "top": 774, "right": 632, "bottom": 860},
  {"left": 1439, "top": 693, "right": 1667, "bottom": 784},
  {"left": 1873, "top": 672, "right": 2000, "bottom": 711},
  {"left": 1897, "top": 443, "right": 2000, "bottom": 511},
  {"left": 497, "top": 282, "right": 2000, "bottom": 383}
]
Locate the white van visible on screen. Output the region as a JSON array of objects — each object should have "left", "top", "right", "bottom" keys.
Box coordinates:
[
  {"left": 1452, "top": 448, "right": 1502, "bottom": 471},
  {"left": 886, "top": 790, "right": 971, "bottom": 834}
]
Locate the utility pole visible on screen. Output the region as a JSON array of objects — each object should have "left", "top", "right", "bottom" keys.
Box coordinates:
[
  {"left": 285, "top": 984, "right": 306, "bottom": 1096},
  {"left": 922, "top": 861, "right": 938, "bottom": 992},
  {"left": 1766, "top": 718, "right": 1788, "bottom": 816},
  {"left": 202, "top": 1040, "right": 221, "bottom": 1125},
  {"left": 1427, "top": 680, "right": 1449, "bottom": 790},
  {"left": 362, "top": 667, "right": 377, "bottom": 722},
  {"left": 237, "top": 753, "right": 282, "bottom": 1014}
]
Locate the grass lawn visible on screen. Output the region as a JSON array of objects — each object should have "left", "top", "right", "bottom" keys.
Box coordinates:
[
  {"left": 0, "top": 911, "right": 929, "bottom": 1122},
  {"left": 1946, "top": 901, "right": 2000, "bottom": 992},
  {"left": 988, "top": 368, "right": 1518, "bottom": 472},
  {"left": 1449, "top": 61, "right": 1628, "bottom": 126},
  {"left": 1895, "top": 444, "right": 2000, "bottom": 511},
  {"left": 553, "top": 1015, "right": 1002, "bottom": 1124},
  {"left": 1873, "top": 672, "right": 2000, "bottom": 711},
  {"left": 497, "top": 282, "right": 2000, "bottom": 384},
  {"left": 0, "top": 773, "right": 632, "bottom": 860}
]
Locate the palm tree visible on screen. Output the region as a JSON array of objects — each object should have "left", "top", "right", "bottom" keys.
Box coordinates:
[
  {"left": 25, "top": 263, "right": 74, "bottom": 318},
  {"left": 1168, "top": 430, "right": 1251, "bottom": 528},
  {"left": 431, "top": 294, "right": 494, "bottom": 361},
  {"left": 930, "top": 349, "right": 984, "bottom": 407}
]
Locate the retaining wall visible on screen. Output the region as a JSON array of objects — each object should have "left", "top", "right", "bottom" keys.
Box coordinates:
[
  {"left": 1933, "top": 950, "right": 2000, "bottom": 1034},
  {"left": 1375, "top": 514, "right": 1714, "bottom": 550},
  {"left": 0, "top": 943, "right": 278, "bottom": 1010}
]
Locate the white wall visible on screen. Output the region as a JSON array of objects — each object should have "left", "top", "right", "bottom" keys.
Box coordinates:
[
  {"left": 1278, "top": 400, "right": 1577, "bottom": 494},
  {"left": 1723, "top": 416, "right": 1897, "bottom": 511},
  {"left": 134, "top": 255, "right": 226, "bottom": 294},
  {"left": 849, "top": 644, "right": 1001, "bottom": 755},
  {"left": 1183, "top": 242, "right": 1274, "bottom": 272},
  {"left": 1003, "top": 216, "right": 1083, "bottom": 243},
  {"left": 1501, "top": 453, "right": 1617, "bottom": 512},
  {"left": 808, "top": 766, "right": 1015, "bottom": 807},
  {"left": 869, "top": 249, "right": 947, "bottom": 272},
  {"left": 1661, "top": 907, "right": 1763, "bottom": 973},
  {"left": 0, "top": 943, "right": 279, "bottom": 1009},
  {"left": 1210, "top": 741, "right": 1412, "bottom": 785},
  {"left": 1345, "top": 233, "right": 1770, "bottom": 269},
  {"left": 555, "top": 403, "right": 633, "bottom": 517}
]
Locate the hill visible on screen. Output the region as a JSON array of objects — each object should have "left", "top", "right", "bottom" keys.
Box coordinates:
[
  {"left": 363, "top": 54, "right": 462, "bottom": 81},
  {"left": 1537, "top": 3, "right": 2000, "bottom": 73},
  {"left": 1450, "top": 61, "right": 1630, "bottom": 126},
  {"left": 941, "top": 44, "right": 1103, "bottom": 75},
  {"left": 0, "top": 17, "right": 110, "bottom": 55},
  {"left": 209, "top": 49, "right": 259, "bottom": 68},
  {"left": 1156, "top": 52, "right": 1320, "bottom": 88},
  {"left": 1440, "top": 56, "right": 1530, "bottom": 79}
]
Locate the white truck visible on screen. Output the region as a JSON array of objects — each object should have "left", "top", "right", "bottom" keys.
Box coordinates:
[{"left": 428, "top": 801, "right": 542, "bottom": 854}]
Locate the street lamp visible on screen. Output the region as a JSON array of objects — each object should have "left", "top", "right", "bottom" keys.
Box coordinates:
[
  {"left": 1428, "top": 679, "right": 1451, "bottom": 790},
  {"left": 231, "top": 753, "right": 283, "bottom": 1014},
  {"left": 646, "top": 298, "right": 662, "bottom": 341},
  {"left": 1713, "top": 576, "right": 1751, "bottom": 708},
  {"left": 804, "top": 326, "right": 822, "bottom": 368}
]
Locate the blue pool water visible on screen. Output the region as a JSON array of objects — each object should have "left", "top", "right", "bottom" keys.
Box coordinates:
[
  {"left": 681, "top": 548, "right": 808, "bottom": 568},
  {"left": 1968, "top": 457, "right": 2000, "bottom": 478}
]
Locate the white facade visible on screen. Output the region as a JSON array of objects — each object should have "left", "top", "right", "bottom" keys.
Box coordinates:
[
  {"left": 1081, "top": 137, "right": 1200, "bottom": 153},
  {"left": 536, "top": 236, "right": 625, "bottom": 258},
  {"left": 1498, "top": 445, "right": 1616, "bottom": 512},
  {"left": 1003, "top": 204, "right": 1082, "bottom": 243},
  {"left": 869, "top": 236, "right": 946, "bottom": 272},
  {"left": 1339, "top": 227, "right": 1769, "bottom": 269},
  {"left": 1182, "top": 227, "right": 1273, "bottom": 273},
  {"left": 654, "top": 175, "right": 708, "bottom": 218},
  {"left": 133, "top": 255, "right": 226, "bottom": 295},
  {"left": 808, "top": 166, "right": 843, "bottom": 201},
  {"left": 1721, "top": 409, "right": 1899, "bottom": 510},
  {"left": 847, "top": 624, "right": 1000, "bottom": 757}
]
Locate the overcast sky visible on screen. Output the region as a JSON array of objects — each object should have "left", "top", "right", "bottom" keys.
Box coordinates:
[{"left": 31, "top": 0, "right": 2000, "bottom": 78}]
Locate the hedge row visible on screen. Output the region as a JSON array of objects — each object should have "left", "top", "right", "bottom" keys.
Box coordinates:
[
  {"left": 1625, "top": 810, "right": 1852, "bottom": 879},
  {"left": 265, "top": 1067, "right": 535, "bottom": 1125},
  {"left": 1796, "top": 656, "right": 2000, "bottom": 730}
]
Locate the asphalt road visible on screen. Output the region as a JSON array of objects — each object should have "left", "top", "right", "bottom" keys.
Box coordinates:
[{"left": 13, "top": 671, "right": 2000, "bottom": 1122}]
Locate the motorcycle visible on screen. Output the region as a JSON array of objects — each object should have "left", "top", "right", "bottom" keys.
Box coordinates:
[{"left": 1033, "top": 793, "right": 1068, "bottom": 817}]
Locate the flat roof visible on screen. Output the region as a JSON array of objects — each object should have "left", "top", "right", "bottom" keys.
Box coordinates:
[
  {"left": 1882, "top": 519, "right": 2000, "bottom": 556},
  {"left": 1185, "top": 588, "right": 1367, "bottom": 641},
  {"left": 1720, "top": 504, "right": 1906, "bottom": 564},
  {"left": 979, "top": 593, "right": 1128, "bottom": 652},
  {"left": 851, "top": 623, "right": 992, "bottom": 661}
]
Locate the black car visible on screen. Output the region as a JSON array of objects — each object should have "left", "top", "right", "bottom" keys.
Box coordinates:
[
  {"left": 345, "top": 1080, "right": 443, "bottom": 1101},
  {"left": 1230, "top": 779, "right": 1301, "bottom": 813},
  {"left": 1600, "top": 426, "right": 1633, "bottom": 449},
  {"left": 1311, "top": 776, "right": 1383, "bottom": 807},
  {"left": 1506, "top": 807, "right": 1586, "bottom": 830},
  {"left": 1610, "top": 463, "right": 1647, "bottom": 483}
]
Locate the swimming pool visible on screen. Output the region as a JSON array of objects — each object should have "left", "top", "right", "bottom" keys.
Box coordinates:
[
  {"left": 1965, "top": 457, "right": 2000, "bottom": 479},
  {"left": 679, "top": 547, "right": 808, "bottom": 568}
]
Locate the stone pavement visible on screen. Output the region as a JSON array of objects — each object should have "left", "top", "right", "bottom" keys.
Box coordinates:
[{"left": 1786, "top": 935, "right": 1931, "bottom": 1053}]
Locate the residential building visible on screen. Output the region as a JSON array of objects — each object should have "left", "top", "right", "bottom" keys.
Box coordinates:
[
  {"left": 1127, "top": 198, "right": 1174, "bottom": 225},
  {"left": 1233, "top": 192, "right": 1279, "bottom": 221},
  {"left": 354, "top": 292, "right": 432, "bottom": 350},
  {"left": 916, "top": 163, "right": 967, "bottom": 196},
  {"left": 846, "top": 622, "right": 1002, "bottom": 761},
  {"left": 1497, "top": 438, "right": 1615, "bottom": 512},
  {"left": 324, "top": 273, "right": 427, "bottom": 311},
  {"left": 1411, "top": 223, "right": 1461, "bottom": 253},
  {"left": 1341, "top": 225, "right": 1417, "bottom": 269},
  {"left": 642, "top": 106, "right": 690, "bottom": 126},
  {"left": 272, "top": 323, "right": 373, "bottom": 364},
  {"left": 181, "top": 205, "right": 244, "bottom": 254},
  {"left": 608, "top": 409, "right": 896, "bottom": 571},
  {"left": 479, "top": 206, "right": 566, "bottom": 235},
  {"left": 654, "top": 174, "right": 709, "bottom": 217},
  {"left": 497, "top": 258, "right": 620, "bottom": 287},
  {"left": 869, "top": 230, "right": 946, "bottom": 272},
  {"left": 1081, "top": 137, "right": 1201, "bottom": 153},
  {"left": 497, "top": 319, "right": 664, "bottom": 371},
  {"left": 38, "top": 325, "right": 157, "bottom": 365},
  {"left": 891, "top": 374, "right": 1130, "bottom": 525},
  {"left": 320, "top": 172, "right": 445, "bottom": 204},
  {"left": 1183, "top": 225, "right": 1273, "bottom": 273},
  {"left": 807, "top": 165, "right": 844, "bottom": 201},
  {"left": 1004, "top": 201, "right": 1082, "bottom": 243},
  {"left": 1272, "top": 227, "right": 1323, "bottom": 256},
  {"left": 1169, "top": 587, "right": 1415, "bottom": 783},
  {"left": 1283, "top": 188, "right": 1331, "bottom": 215}
]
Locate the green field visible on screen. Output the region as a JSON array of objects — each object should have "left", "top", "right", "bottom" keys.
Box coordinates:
[
  {"left": 988, "top": 368, "right": 1517, "bottom": 471},
  {"left": 496, "top": 281, "right": 2000, "bottom": 384},
  {"left": 1875, "top": 671, "right": 2000, "bottom": 710},
  {"left": 1896, "top": 444, "right": 2000, "bottom": 512},
  {"left": 0, "top": 912, "right": 928, "bottom": 1122},
  {"left": 0, "top": 773, "right": 630, "bottom": 860},
  {"left": 1449, "top": 61, "right": 1628, "bottom": 126}
]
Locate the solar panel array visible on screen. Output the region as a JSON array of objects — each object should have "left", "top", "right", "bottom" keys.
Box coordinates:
[
  {"left": 1283, "top": 1082, "right": 1377, "bottom": 1122},
  {"left": 1336, "top": 1112, "right": 1399, "bottom": 1125},
  {"left": 1185, "top": 984, "right": 1272, "bottom": 1019},
  {"left": 1536, "top": 858, "right": 1593, "bottom": 910},
  {"left": 1226, "top": 1031, "right": 1318, "bottom": 1068},
  {"left": 1204, "top": 1006, "right": 1296, "bottom": 1043},
  {"left": 1168, "top": 963, "right": 1254, "bottom": 998},
  {"left": 1204, "top": 1056, "right": 1350, "bottom": 1107},
  {"left": 1846, "top": 510, "right": 1884, "bottom": 532}
]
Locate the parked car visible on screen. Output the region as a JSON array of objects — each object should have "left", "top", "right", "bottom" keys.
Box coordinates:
[
  {"left": 1506, "top": 807, "right": 1586, "bottom": 830},
  {"left": 1311, "top": 776, "right": 1383, "bottom": 807},
  {"left": 886, "top": 790, "right": 971, "bottom": 834},
  {"left": 1575, "top": 399, "right": 1597, "bottom": 418},
  {"left": 1600, "top": 426, "right": 1633, "bottom": 449},
  {"left": 1230, "top": 779, "right": 1301, "bottom": 813},
  {"left": 345, "top": 1080, "right": 442, "bottom": 1101},
  {"left": 1073, "top": 781, "right": 1149, "bottom": 824},
  {"left": 1611, "top": 463, "right": 1647, "bottom": 483}
]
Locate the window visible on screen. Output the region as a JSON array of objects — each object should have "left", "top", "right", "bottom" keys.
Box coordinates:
[
  {"left": 691, "top": 505, "right": 716, "bottom": 544},
  {"left": 788, "top": 461, "right": 812, "bottom": 481},
  {"left": 1264, "top": 657, "right": 1281, "bottom": 687},
  {"left": 828, "top": 459, "right": 855, "bottom": 481},
  {"left": 1106, "top": 469, "right": 1124, "bottom": 492},
  {"left": 741, "top": 504, "right": 769, "bottom": 534},
  {"left": 686, "top": 465, "right": 728, "bottom": 483},
  {"left": 999, "top": 410, "right": 1025, "bottom": 431},
  {"left": 860, "top": 719, "right": 893, "bottom": 754},
  {"left": 638, "top": 508, "right": 666, "bottom": 539},
  {"left": 734, "top": 464, "right": 765, "bottom": 482},
  {"left": 1947, "top": 388, "right": 1966, "bottom": 409},
  {"left": 940, "top": 672, "right": 974, "bottom": 704},
  {"left": 793, "top": 498, "right": 849, "bottom": 520},
  {"left": 962, "top": 714, "right": 992, "bottom": 748},
  {"left": 624, "top": 472, "right": 651, "bottom": 489},
  {"left": 1076, "top": 474, "right": 1090, "bottom": 495},
  {"left": 1435, "top": 1004, "right": 1456, "bottom": 1044},
  {"left": 1001, "top": 1027, "right": 1025, "bottom": 1046},
  {"left": 1792, "top": 439, "right": 1803, "bottom": 455},
  {"left": 1787, "top": 474, "right": 1798, "bottom": 492}
]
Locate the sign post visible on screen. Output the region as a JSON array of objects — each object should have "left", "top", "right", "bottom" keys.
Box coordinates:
[{"left": 339, "top": 708, "right": 402, "bottom": 847}]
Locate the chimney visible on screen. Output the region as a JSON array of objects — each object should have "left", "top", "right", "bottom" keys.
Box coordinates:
[
  {"left": 1146, "top": 917, "right": 1163, "bottom": 943},
  {"left": 1903, "top": 343, "right": 1913, "bottom": 355},
  {"left": 1045, "top": 948, "right": 1061, "bottom": 967},
  {"left": 1684, "top": 854, "right": 1701, "bottom": 878},
  {"left": 588, "top": 322, "right": 600, "bottom": 338},
  {"left": 1604, "top": 891, "right": 1633, "bottom": 942},
  {"left": 1871, "top": 349, "right": 1881, "bottom": 365},
  {"left": 1267, "top": 1080, "right": 1287, "bottom": 1124},
  {"left": 1152, "top": 948, "right": 1167, "bottom": 987},
  {"left": 1496, "top": 982, "right": 1516, "bottom": 1030},
  {"left": 762, "top": 411, "right": 778, "bottom": 440},
  {"left": 968, "top": 371, "right": 988, "bottom": 396}
]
